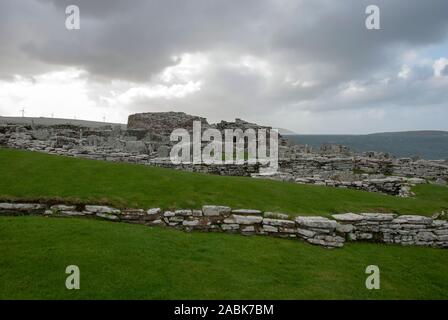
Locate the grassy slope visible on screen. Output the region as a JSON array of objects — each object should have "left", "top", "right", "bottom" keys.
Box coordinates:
[
  {"left": 1, "top": 216, "right": 447, "bottom": 300},
  {"left": 1, "top": 148, "right": 448, "bottom": 216}
]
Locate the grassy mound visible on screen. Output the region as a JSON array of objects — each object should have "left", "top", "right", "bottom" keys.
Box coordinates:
[
  {"left": 1, "top": 148, "right": 448, "bottom": 216},
  {"left": 1, "top": 216, "right": 447, "bottom": 299}
]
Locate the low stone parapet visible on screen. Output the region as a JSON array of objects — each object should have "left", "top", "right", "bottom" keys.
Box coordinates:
[
  {"left": 1, "top": 202, "right": 447, "bottom": 249},
  {"left": 332, "top": 213, "right": 448, "bottom": 247}
]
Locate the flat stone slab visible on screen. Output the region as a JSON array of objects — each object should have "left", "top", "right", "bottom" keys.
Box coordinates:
[
  {"left": 295, "top": 216, "right": 338, "bottom": 229},
  {"left": 85, "top": 205, "right": 120, "bottom": 214},
  {"left": 96, "top": 212, "right": 119, "bottom": 221},
  {"left": 175, "top": 209, "right": 192, "bottom": 216},
  {"left": 264, "top": 212, "right": 290, "bottom": 220},
  {"left": 332, "top": 213, "right": 364, "bottom": 222},
  {"left": 122, "top": 209, "right": 145, "bottom": 215},
  {"left": 262, "top": 218, "right": 295, "bottom": 228},
  {"left": 297, "top": 228, "right": 316, "bottom": 238},
  {"left": 182, "top": 219, "right": 200, "bottom": 226},
  {"left": 262, "top": 225, "right": 278, "bottom": 233},
  {"left": 202, "top": 205, "right": 231, "bottom": 216},
  {"left": 398, "top": 215, "right": 433, "bottom": 224},
  {"left": 60, "top": 211, "right": 84, "bottom": 216},
  {"left": 163, "top": 211, "right": 175, "bottom": 217},
  {"left": 336, "top": 224, "right": 354, "bottom": 233},
  {"left": 0, "top": 203, "right": 46, "bottom": 211},
  {"left": 230, "top": 214, "right": 263, "bottom": 225},
  {"left": 50, "top": 204, "right": 76, "bottom": 211},
  {"left": 147, "top": 208, "right": 161, "bottom": 216},
  {"left": 359, "top": 213, "right": 396, "bottom": 221},
  {"left": 221, "top": 224, "right": 239, "bottom": 231},
  {"left": 231, "top": 209, "right": 262, "bottom": 215}
]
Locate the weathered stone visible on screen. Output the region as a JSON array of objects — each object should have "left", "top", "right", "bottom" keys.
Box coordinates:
[
  {"left": 192, "top": 210, "right": 203, "bottom": 217},
  {"left": 123, "top": 208, "right": 145, "bottom": 215},
  {"left": 307, "top": 238, "right": 325, "bottom": 246},
  {"left": 263, "top": 225, "right": 278, "bottom": 233},
  {"left": 241, "top": 226, "right": 255, "bottom": 233},
  {"left": 336, "top": 224, "right": 354, "bottom": 233},
  {"left": 175, "top": 209, "right": 192, "bottom": 216},
  {"left": 147, "top": 208, "right": 161, "bottom": 216},
  {"left": 437, "top": 235, "right": 448, "bottom": 241},
  {"left": 0, "top": 203, "right": 46, "bottom": 211},
  {"left": 221, "top": 224, "right": 239, "bottom": 231},
  {"left": 50, "top": 204, "right": 76, "bottom": 211},
  {"left": 279, "top": 227, "right": 296, "bottom": 233},
  {"left": 163, "top": 211, "right": 175, "bottom": 217},
  {"left": 407, "top": 177, "right": 426, "bottom": 184},
  {"left": 168, "top": 216, "right": 184, "bottom": 223},
  {"left": 148, "top": 219, "right": 164, "bottom": 225},
  {"left": 264, "top": 212, "right": 289, "bottom": 220},
  {"left": 231, "top": 209, "right": 262, "bottom": 215},
  {"left": 262, "top": 218, "right": 295, "bottom": 228},
  {"left": 85, "top": 205, "right": 120, "bottom": 214},
  {"left": 96, "top": 212, "right": 119, "bottom": 221},
  {"left": 308, "top": 227, "right": 331, "bottom": 234},
  {"left": 202, "top": 205, "right": 231, "bottom": 216},
  {"left": 231, "top": 214, "right": 263, "bottom": 225},
  {"left": 417, "top": 231, "right": 436, "bottom": 241},
  {"left": 332, "top": 213, "right": 364, "bottom": 222},
  {"left": 182, "top": 219, "right": 200, "bottom": 226},
  {"left": 356, "top": 233, "right": 373, "bottom": 240},
  {"left": 295, "top": 216, "right": 338, "bottom": 229},
  {"left": 297, "top": 228, "right": 316, "bottom": 238},
  {"left": 60, "top": 211, "right": 85, "bottom": 216},
  {"left": 359, "top": 213, "right": 396, "bottom": 221},
  {"left": 399, "top": 215, "right": 433, "bottom": 225}
]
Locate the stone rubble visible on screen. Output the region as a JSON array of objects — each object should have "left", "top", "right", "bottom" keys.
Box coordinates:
[
  {"left": 1, "top": 112, "right": 447, "bottom": 197},
  {"left": 1, "top": 202, "right": 447, "bottom": 249}
]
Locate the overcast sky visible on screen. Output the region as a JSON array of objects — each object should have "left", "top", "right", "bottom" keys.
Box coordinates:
[{"left": 1, "top": 0, "right": 448, "bottom": 133}]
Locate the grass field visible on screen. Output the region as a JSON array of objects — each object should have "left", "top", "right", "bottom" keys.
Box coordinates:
[
  {"left": 1, "top": 216, "right": 447, "bottom": 299},
  {"left": 1, "top": 148, "right": 448, "bottom": 216},
  {"left": 1, "top": 148, "right": 448, "bottom": 300}
]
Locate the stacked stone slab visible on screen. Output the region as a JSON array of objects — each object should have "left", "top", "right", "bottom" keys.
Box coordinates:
[
  {"left": 295, "top": 216, "right": 345, "bottom": 248},
  {"left": 2, "top": 202, "right": 447, "bottom": 249},
  {"left": 332, "top": 213, "right": 448, "bottom": 248}
]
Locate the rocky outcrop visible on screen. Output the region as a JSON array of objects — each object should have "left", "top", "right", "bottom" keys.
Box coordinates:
[{"left": 1, "top": 202, "right": 447, "bottom": 249}]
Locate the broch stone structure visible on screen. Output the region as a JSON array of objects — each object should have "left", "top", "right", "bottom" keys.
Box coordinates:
[{"left": 1, "top": 111, "right": 448, "bottom": 197}]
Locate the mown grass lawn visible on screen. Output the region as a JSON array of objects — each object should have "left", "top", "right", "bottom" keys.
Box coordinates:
[
  {"left": 1, "top": 148, "right": 448, "bottom": 216},
  {"left": 1, "top": 216, "right": 447, "bottom": 300}
]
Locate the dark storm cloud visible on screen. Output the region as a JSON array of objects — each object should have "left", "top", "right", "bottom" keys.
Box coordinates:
[
  {"left": 2, "top": 0, "right": 446, "bottom": 81},
  {"left": 0, "top": 0, "right": 448, "bottom": 132}
]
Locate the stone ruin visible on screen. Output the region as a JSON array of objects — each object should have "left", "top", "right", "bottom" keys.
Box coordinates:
[{"left": 1, "top": 111, "right": 447, "bottom": 197}]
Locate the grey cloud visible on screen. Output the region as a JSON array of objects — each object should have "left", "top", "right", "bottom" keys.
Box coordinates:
[
  {"left": 1, "top": 0, "right": 448, "bottom": 133},
  {"left": 442, "top": 65, "right": 448, "bottom": 76}
]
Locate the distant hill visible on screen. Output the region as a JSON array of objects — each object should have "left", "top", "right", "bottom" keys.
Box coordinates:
[
  {"left": 276, "top": 127, "right": 297, "bottom": 135},
  {"left": 367, "top": 130, "right": 448, "bottom": 137},
  {"left": 287, "top": 130, "right": 448, "bottom": 160},
  {"left": 0, "top": 116, "right": 126, "bottom": 129}
]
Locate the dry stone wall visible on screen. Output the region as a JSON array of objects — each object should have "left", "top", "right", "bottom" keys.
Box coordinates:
[{"left": 1, "top": 202, "right": 446, "bottom": 249}]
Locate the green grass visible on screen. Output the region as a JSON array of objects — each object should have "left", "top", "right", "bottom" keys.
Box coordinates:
[
  {"left": 1, "top": 216, "right": 447, "bottom": 299},
  {"left": 1, "top": 148, "right": 447, "bottom": 300},
  {"left": 1, "top": 148, "right": 448, "bottom": 216}
]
